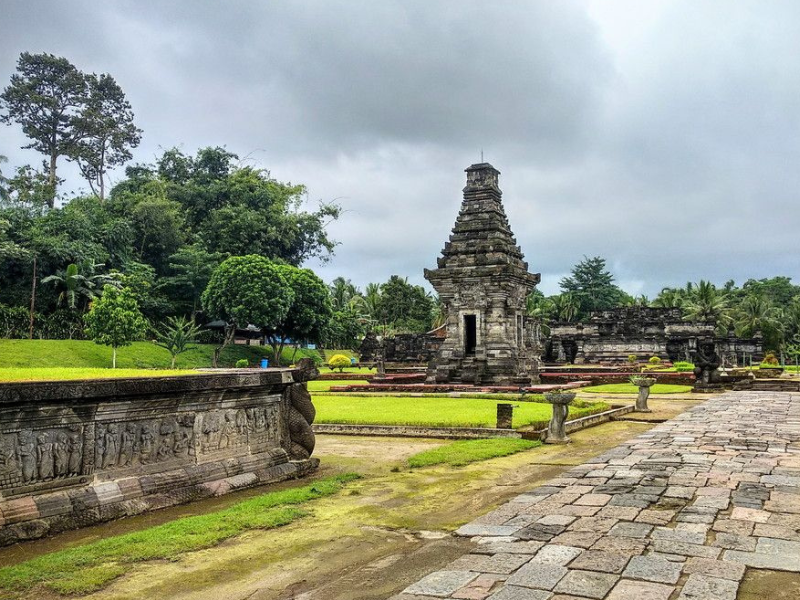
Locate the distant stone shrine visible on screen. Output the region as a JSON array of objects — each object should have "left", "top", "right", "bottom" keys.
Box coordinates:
[
  {"left": 425, "top": 163, "right": 542, "bottom": 385},
  {"left": 547, "top": 307, "right": 764, "bottom": 365},
  {"left": 0, "top": 363, "right": 318, "bottom": 545}
]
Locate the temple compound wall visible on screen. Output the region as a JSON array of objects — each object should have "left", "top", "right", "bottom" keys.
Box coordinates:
[
  {"left": 0, "top": 364, "right": 318, "bottom": 545},
  {"left": 546, "top": 307, "right": 763, "bottom": 364},
  {"left": 425, "top": 163, "right": 542, "bottom": 385}
]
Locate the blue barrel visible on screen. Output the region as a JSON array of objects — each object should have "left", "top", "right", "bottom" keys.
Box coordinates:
[
  {"left": 350, "top": 357, "right": 357, "bottom": 365},
  {"left": 260, "top": 358, "right": 269, "bottom": 369}
]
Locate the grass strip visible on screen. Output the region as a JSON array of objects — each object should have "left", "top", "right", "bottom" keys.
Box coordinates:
[
  {"left": 0, "top": 473, "right": 360, "bottom": 596},
  {"left": 0, "top": 367, "right": 200, "bottom": 382},
  {"left": 408, "top": 438, "right": 542, "bottom": 468},
  {"left": 581, "top": 383, "right": 693, "bottom": 394},
  {"left": 313, "top": 395, "right": 608, "bottom": 429}
]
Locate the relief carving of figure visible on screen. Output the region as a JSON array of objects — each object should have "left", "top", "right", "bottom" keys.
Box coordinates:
[
  {"left": 139, "top": 424, "right": 155, "bottom": 464},
  {"left": 235, "top": 409, "right": 248, "bottom": 435},
  {"left": 37, "top": 432, "right": 55, "bottom": 480},
  {"left": 218, "top": 412, "right": 236, "bottom": 449},
  {"left": 173, "top": 429, "right": 191, "bottom": 456},
  {"left": 157, "top": 420, "right": 175, "bottom": 461},
  {"left": 255, "top": 408, "right": 266, "bottom": 433},
  {"left": 16, "top": 430, "right": 37, "bottom": 483},
  {"left": 67, "top": 426, "right": 83, "bottom": 476},
  {"left": 157, "top": 436, "right": 173, "bottom": 461},
  {"left": 95, "top": 424, "right": 106, "bottom": 467},
  {"left": 54, "top": 432, "right": 69, "bottom": 477},
  {"left": 103, "top": 424, "right": 119, "bottom": 469},
  {"left": 202, "top": 414, "right": 220, "bottom": 450},
  {"left": 246, "top": 408, "right": 257, "bottom": 433},
  {"left": 119, "top": 423, "right": 137, "bottom": 467}
]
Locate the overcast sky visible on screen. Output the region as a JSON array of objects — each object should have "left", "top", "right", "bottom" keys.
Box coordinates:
[{"left": 2, "top": 1, "right": 799, "bottom": 297}]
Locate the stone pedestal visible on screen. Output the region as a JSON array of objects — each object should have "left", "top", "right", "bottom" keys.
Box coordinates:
[
  {"left": 635, "top": 385, "right": 653, "bottom": 412},
  {"left": 496, "top": 403, "right": 514, "bottom": 429},
  {"left": 544, "top": 391, "right": 576, "bottom": 444}
]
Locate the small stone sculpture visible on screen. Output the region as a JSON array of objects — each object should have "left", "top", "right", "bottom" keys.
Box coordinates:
[
  {"left": 544, "top": 390, "right": 576, "bottom": 444},
  {"left": 286, "top": 358, "right": 319, "bottom": 459},
  {"left": 693, "top": 340, "right": 722, "bottom": 389},
  {"left": 630, "top": 376, "right": 656, "bottom": 412}
]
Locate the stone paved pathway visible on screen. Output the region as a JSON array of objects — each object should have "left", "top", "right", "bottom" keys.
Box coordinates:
[{"left": 389, "top": 392, "right": 800, "bottom": 600}]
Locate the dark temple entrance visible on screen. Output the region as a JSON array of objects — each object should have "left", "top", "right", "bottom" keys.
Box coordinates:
[{"left": 464, "top": 314, "right": 477, "bottom": 355}]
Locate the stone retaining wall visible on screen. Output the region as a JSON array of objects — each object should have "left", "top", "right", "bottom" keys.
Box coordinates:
[
  {"left": 0, "top": 365, "right": 319, "bottom": 545},
  {"left": 313, "top": 405, "right": 634, "bottom": 441}
]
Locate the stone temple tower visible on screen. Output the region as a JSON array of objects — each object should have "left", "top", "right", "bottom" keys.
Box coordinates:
[{"left": 424, "top": 163, "right": 541, "bottom": 385}]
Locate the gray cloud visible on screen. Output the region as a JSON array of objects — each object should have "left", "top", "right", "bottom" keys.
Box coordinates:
[{"left": 1, "top": 0, "right": 799, "bottom": 297}]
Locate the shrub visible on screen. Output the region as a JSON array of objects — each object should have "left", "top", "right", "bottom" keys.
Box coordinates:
[
  {"left": 235, "top": 359, "right": 248, "bottom": 368},
  {"left": 762, "top": 353, "right": 779, "bottom": 366},
  {"left": 627, "top": 354, "right": 638, "bottom": 364},
  {"left": 648, "top": 356, "right": 662, "bottom": 364},
  {"left": 328, "top": 354, "right": 351, "bottom": 372},
  {"left": 673, "top": 361, "right": 695, "bottom": 372}
]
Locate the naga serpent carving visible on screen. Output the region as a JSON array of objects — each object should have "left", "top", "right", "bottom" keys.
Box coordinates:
[{"left": 287, "top": 358, "right": 318, "bottom": 459}]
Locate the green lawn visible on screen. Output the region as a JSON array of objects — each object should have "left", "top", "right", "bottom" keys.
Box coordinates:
[
  {"left": 408, "top": 438, "right": 542, "bottom": 468},
  {"left": 307, "top": 379, "right": 370, "bottom": 392},
  {"left": 313, "top": 395, "right": 609, "bottom": 429},
  {"left": 0, "top": 474, "right": 359, "bottom": 596},
  {"left": 0, "top": 339, "right": 322, "bottom": 370},
  {"left": 581, "top": 383, "right": 693, "bottom": 394},
  {"left": 0, "top": 368, "right": 200, "bottom": 382}
]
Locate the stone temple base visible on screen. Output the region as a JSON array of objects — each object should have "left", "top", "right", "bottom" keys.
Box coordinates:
[{"left": 0, "top": 456, "right": 318, "bottom": 545}]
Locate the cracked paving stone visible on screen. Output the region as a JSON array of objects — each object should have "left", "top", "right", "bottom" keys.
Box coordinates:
[
  {"left": 622, "top": 555, "right": 682, "bottom": 584},
  {"left": 682, "top": 558, "right": 746, "bottom": 581},
  {"left": 568, "top": 550, "right": 631, "bottom": 573},
  {"left": 505, "top": 563, "right": 568, "bottom": 590},
  {"left": 607, "top": 522, "right": 653, "bottom": 538},
  {"left": 474, "top": 541, "right": 545, "bottom": 555},
  {"left": 677, "top": 573, "right": 738, "bottom": 600},
  {"left": 485, "top": 586, "right": 552, "bottom": 600},
  {"left": 529, "top": 544, "right": 583, "bottom": 565},
  {"left": 552, "top": 569, "right": 619, "bottom": 599},
  {"left": 447, "top": 553, "right": 532, "bottom": 574},
  {"left": 606, "top": 579, "right": 674, "bottom": 600},
  {"left": 402, "top": 571, "right": 479, "bottom": 597}
]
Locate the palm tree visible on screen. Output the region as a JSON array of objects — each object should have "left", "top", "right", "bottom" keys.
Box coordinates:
[
  {"left": 653, "top": 288, "right": 684, "bottom": 308},
  {"left": 552, "top": 293, "right": 579, "bottom": 323},
  {"left": 329, "top": 277, "right": 360, "bottom": 312},
  {"left": 682, "top": 280, "right": 731, "bottom": 333},
  {"left": 734, "top": 295, "right": 779, "bottom": 338}
]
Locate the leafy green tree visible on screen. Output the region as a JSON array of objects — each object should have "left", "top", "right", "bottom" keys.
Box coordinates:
[
  {"left": 201, "top": 255, "right": 294, "bottom": 348},
  {"left": 0, "top": 53, "right": 87, "bottom": 206},
  {"left": 161, "top": 244, "right": 224, "bottom": 316},
  {"left": 129, "top": 196, "right": 185, "bottom": 273},
  {"left": 376, "top": 275, "right": 434, "bottom": 333},
  {"left": 551, "top": 293, "right": 580, "bottom": 322},
  {"left": 265, "top": 265, "right": 332, "bottom": 364},
  {"left": 84, "top": 285, "right": 146, "bottom": 368},
  {"left": 324, "top": 308, "right": 364, "bottom": 349},
  {"left": 71, "top": 73, "right": 141, "bottom": 201},
  {"left": 154, "top": 315, "right": 200, "bottom": 368},
  {"left": 2, "top": 164, "right": 55, "bottom": 208},
  {"left": 559, "top": 256, "right": 627, "bottom": 319}
]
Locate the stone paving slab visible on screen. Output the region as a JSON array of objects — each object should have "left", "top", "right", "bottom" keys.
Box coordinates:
[{"left": 393, "top": 392, "right": 800, "bottom": 599}]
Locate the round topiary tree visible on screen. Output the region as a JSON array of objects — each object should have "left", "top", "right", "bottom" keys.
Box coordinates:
[
  {"left": 201, "top": 255, "right": 294, "bottom": 362},
  {"left": 328, "top": 354, "right": 351, "bottom": 372},
  {"left": 648, "top": 356, "right": 662, "bottom": 365}
]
